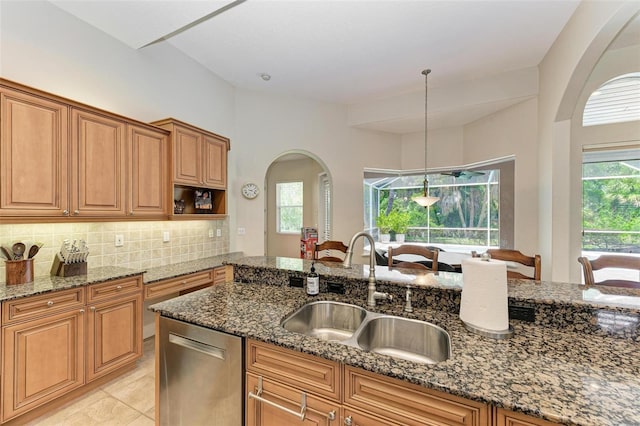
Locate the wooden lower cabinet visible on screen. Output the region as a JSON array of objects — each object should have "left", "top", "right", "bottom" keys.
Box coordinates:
[
  {"left": 1, "top": 276, "right": 143, "bottom": 423},
  {"left": 494, "top": 408, "right": 560, "bottom": 426},
  {"left": 1, "top": 308, "right": 84, "bottom": 421},
  {"left": 343, "top": 407, "right": 405, "bottom": 425},
  {"left": 246, "top": 373, "right": 339, "bottom": 426},
  {"left": 246, "top": 340, "right": 492, "bottom": 426},
  {"left": 344, "top": 366, "right": 489, "bottom": 426},
  {"left": 86, "top": 292, "right": 143, "bottom": 382}
]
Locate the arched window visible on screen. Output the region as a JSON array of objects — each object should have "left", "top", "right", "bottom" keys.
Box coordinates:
[{"left": 583, "top": 72, "right": 640, "bottom": 127}]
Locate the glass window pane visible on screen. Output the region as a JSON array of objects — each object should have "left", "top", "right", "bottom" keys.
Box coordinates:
[{"left": 277, "top": 182, "right": 303, "bottom": 233}]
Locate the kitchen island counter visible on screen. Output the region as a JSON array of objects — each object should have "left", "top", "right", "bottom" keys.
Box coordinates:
[{"left": 150, "top": 280, "right": 640, "bottom": 426}]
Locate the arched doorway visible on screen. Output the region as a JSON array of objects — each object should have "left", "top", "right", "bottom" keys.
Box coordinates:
[{"left": 264, "top": 151, "right": 332, "bottom": 258}]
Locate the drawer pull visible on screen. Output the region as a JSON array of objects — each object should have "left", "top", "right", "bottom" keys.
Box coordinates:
[
  {"left": 116, "top": 285, "right": 122, "bottom": 290},
  {"left": 344, "top": 416, "right": 352, "bottom": 425},
  {"left": 248, "top": 376, "right": 307, "bottom": 421},
  {"left": 47, "top": 301, "right": 54, "bottom": 306},
  {"left": 79, "top": 309, "right": 85, "bottom": 313},
  {"left": 182, "top": 281, "right": 187, "bottom": 285},
  {"left": 90, "top": 306, "right": 96, "bottom": 311}
]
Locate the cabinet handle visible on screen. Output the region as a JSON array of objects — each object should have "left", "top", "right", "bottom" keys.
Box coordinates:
[
  {"left": 248, "top": 376, "right": 306, "bottom": 421},
  {"left": 181, "top": 281, "right": 187, "bottom": 286},
  {"left": 62, "top": 210, "right": 69, "bottom": 216},
  {"left": 47, "top": 301, "right": 54, "bottom": 306},
  {"left": 328, "top": 410, "right": 336, "bottom": 421},
  {"left": 90, "top": 306, "right": 96, "bottom": 311},
  {"left": 344, "top": 416, "right": 352, "bottom": 425},
  {"left": 129, "top": 211, "right": 134, "bottom": 216},
  {"left": 116, "top": 285, "right": 122, "bottom": 290},
  {"left": 73, "top": 210, "right": 80, "bottom": 215},
  {"left": 79, "top": 309, "right": 85, "bottom": 313}
]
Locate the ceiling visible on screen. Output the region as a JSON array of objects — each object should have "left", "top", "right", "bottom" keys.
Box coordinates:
[{"left": 48, "top": 0, "right": 585, "bottom": 133}]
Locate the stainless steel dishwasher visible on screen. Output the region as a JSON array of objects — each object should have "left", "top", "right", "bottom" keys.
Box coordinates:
[{"left": 158, "top": 316, "right": 243, "bottom": 425}]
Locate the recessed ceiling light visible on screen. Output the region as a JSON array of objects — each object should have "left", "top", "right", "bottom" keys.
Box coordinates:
[{"left": 260, "top": 73, "right": 271, "bottom": 81}]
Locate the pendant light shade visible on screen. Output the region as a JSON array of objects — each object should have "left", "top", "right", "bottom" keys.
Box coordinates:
[{"left": 413, "top": 69, "right": 439, "bottom": 207}]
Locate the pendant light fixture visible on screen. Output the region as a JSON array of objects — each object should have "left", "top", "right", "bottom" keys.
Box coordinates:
[{"left": 412, "top": 69, "right": 439, "bottom": 207}]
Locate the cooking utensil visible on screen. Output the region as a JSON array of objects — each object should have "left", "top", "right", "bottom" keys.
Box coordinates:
[
  {"left": 0, "top": 246, "right": 12, "bottom": 261},
  {"left": 27, "top": 244, "right": 42, "bottom": 259},
  {"left": 11, "top": 242, "right": 25, "bottom": 260}
]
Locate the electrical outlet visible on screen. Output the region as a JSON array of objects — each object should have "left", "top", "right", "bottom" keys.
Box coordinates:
[
  {"left": 208, "top": 229, "right": 214, "bottom": 238},
  {"left": 237, "top": 227, "right": 246, "bottom": 236},
  {"left": 216, "top": 229, "right": 222, "bottom": 237},
  {"left": 115, "top": 234, "right": 124, "bottom": 247},
  {"left": 163, "top": 231, "right": 170, "bottom": 242}
]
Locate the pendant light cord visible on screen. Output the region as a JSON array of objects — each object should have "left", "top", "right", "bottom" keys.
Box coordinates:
[{"left": 422, "top": 69, "right": 431, "bottom": 189}]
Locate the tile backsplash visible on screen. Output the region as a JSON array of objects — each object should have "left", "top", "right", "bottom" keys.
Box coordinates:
[{"left": 0, "top": 220, "right": 229, "bottom": 279}]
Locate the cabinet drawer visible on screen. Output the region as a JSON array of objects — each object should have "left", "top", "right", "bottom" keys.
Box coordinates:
[
  {"left": 246, "top": 373, "right": 340, "bottom": 425},
  {"left": 246, "top": 339, "right": 341, "bottom": 402},
  {"left": 144, "top": 270, "right": 213, "bottom": 300},
  {"left": 2, "top": 287, "right": 85, "bottom": 325},
  {"left": 87, "top": 275, "right": 143, "bottom": 303},
  {"left": 213, "top": 266, "right": 229, "bottom": 284},
  {"left": 494, "top": 408, "right": 561, "bottom": 426},
  {"left": 344, "top": 366, "right": 489, "bottom": 426}
]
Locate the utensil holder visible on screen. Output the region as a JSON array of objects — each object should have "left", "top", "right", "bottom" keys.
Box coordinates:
[
  {"left": 5, "top": 259, "right": 34, "bottom": 285},
  {"left": 50, "top": 254, "right": 87, "bottom": 277}
]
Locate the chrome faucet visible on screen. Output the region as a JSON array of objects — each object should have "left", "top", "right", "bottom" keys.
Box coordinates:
[{"left": 343, "top": 231, "right": 392, "bottom": 307}]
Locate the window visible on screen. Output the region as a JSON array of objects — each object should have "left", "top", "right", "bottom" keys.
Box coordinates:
[
  {"left": 582, "top": 147, "right": 640, "bottom": 253},
  {"left": 583, "top": 72, "right": 640, "bottom": 127},
  {"left": 364, "top": 160, "right": 514, "bottom": 251},
  {"left": 276, "top": 181, "right": 303, "bottom": 233}
]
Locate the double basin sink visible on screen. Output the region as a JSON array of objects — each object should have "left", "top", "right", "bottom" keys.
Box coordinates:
[{"left": 281, "top": 301, "right": 451, "bottom": 364}]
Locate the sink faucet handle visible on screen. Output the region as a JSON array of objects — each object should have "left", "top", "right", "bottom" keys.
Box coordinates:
[{"left": 404, "top": 285, "right": 414, "bottom": 313}]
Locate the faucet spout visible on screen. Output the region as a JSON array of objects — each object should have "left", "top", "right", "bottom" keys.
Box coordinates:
[{"left": 343, "top": 232, "right": 392, "bottom": 307}]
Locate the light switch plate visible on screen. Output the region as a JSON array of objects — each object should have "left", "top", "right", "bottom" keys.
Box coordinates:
[
  {"left": 163, "top": 231, "right": 170, "bottom": 242},
  {"left": 208, "top": 229, "right": 214, "bottom": 238}
]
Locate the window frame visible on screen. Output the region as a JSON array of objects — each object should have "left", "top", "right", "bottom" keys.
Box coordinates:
[{"left": 276, "top": 181, "right": 304, "bottom": 234}]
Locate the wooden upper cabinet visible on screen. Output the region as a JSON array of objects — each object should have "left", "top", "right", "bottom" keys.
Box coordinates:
[
  {"left": 203, "top": 135, "right": 227, "bottom": 189},
  {"left": 71, "top": 108, "right": 127, "bottom": 217},
  {"left": 151, "top": 118, "right": 230, "bottom": 190},
  {"left": 172, "top": 125, "right": 202, "bottom": 185},
  {"left": 0, "top": 87, "right": 70, "bottom": 217},
  {"left": 127, "top": 124, "right": 169, "bottom": 217}
]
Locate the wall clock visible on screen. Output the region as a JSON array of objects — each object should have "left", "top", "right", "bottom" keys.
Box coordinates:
[{"left": 241, "top": 183, "right": 260, "bottom": 199}]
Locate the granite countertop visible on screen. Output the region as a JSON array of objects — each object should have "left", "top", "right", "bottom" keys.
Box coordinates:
[
  {"left": 0, "top": 266, "right": 145, "bottom": 302},
  {"left": 0, "top": 252, "right": 244, "bottom": 302},
  {"left": 150, "top": 281, "right": 640, "bottom": 426},
  {"left": 151, "top": 257, "right": 640, "bottom": 425},
  {"left": 228, "top": 256, "right": 640, "bottom": 312}
]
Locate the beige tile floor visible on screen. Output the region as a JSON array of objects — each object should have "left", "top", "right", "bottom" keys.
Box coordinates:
[{"left": 27, "top": 337, "right": 156, "bottom": 426}]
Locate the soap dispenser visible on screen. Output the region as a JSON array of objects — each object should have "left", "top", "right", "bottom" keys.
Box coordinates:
[{"left": 307, "top": 262, "right": 319, "bottom": 296}]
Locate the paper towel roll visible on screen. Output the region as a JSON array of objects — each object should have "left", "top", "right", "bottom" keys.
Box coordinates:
[{"left": 460, "top": 257, "right": 509, "bottom": 332}]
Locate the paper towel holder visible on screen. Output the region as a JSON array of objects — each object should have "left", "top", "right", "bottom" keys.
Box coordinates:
[{"left": 462, "top": 321, "right": 514, "bottom": 340}]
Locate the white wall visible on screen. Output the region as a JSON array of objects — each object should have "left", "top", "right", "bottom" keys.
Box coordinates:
[
  {"left": 233, "top": 89, "right": 402, "bottom": 257},
  {"left": 400, "top": 127, "right": 464, "bottom": 170},
  {"left": 463, "top": 98, "right": 539, "bottom": 255}
]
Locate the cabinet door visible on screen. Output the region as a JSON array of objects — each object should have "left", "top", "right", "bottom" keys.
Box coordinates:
[
  {"left": 128, "top": 124, "right": 169, "bottom": 217},
  {"left": 246, "top": 374, "right": 339, "bottom": 426},
  {"left": 2, "top": 308, "right": 84, "bottom": 422},
  {"left": 86, "top": 292, "right": 143, "bottom": 382},
  {"left": 172, "top": 125, "right": 202, "bottom": 185},
  {"left": 0, "top": 88, "right": 69, "bottom": 217},
  {"left": 71, "top": 108, "right": 126, "bottom": 216},
  {"left": 202, "top": 135, "right": 227, "bottom": 188},
  {"left": 343, "top": 407, "right": 404, "bottom": 426},
  {"left": 494, "top": 408, "right": 561, "bottom": 426}
]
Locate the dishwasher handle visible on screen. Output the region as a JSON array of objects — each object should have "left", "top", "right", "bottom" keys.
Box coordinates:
[
  {"left": 248, "top": 376, "right": 307, "bottom": 421},
  {"left": 169, "top": 333, "right": 226, "bottom": 360}
]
